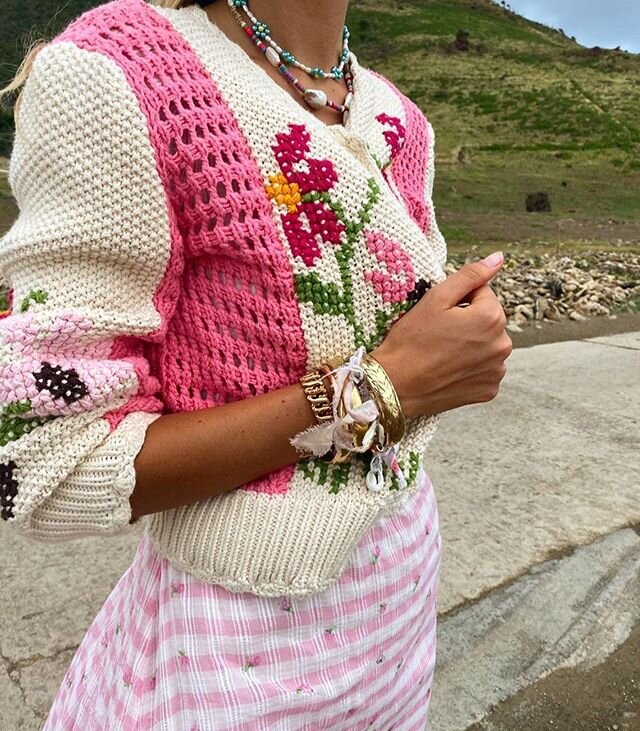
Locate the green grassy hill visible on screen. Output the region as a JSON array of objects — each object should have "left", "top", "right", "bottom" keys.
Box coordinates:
[{"left": 1, "top": 0, "right": 640, "bottom": 254}]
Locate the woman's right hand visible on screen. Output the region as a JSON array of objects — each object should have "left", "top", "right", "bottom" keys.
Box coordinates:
[{"left": 372, "top": 252, "right": 513, "bottom": 420}]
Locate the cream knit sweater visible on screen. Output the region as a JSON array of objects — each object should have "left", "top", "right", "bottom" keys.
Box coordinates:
[{"left": 0, "top": 0, "right": 447, "bottom": 596}]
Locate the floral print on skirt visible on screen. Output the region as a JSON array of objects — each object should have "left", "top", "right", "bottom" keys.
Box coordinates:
[{"left": 45, "top": 470, "right": 441, "bottom": 730}]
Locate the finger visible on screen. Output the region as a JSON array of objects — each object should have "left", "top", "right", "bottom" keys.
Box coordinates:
[
  {"left": 431, "top": 252, "right": 504, "bottom": 308},
  {"left": 466, "top": 283, "right": 500, "bottom": 305}
]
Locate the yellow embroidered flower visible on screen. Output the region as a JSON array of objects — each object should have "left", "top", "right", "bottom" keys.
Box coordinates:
[{"left": 265, "top": 172, "right": 302, "bottom": 214}]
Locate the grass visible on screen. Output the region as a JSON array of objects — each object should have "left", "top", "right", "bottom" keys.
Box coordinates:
[{"left": 1, "top": 0, "right": 639, "bottom": 255}]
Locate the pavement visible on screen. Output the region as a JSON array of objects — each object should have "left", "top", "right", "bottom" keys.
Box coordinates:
[{"left": 1, "top": 327, "right": 639, "bottom": 730}]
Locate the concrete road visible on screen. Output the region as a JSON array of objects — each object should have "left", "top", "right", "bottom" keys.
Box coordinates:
[{"left": 1, "top": 330, "right": 638, "bottom": 729}]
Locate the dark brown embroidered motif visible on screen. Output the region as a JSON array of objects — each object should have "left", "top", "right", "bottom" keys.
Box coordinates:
[
  {"left": 0, "top": 460, "right": 18, "bottom": 520},
  {"left": 33, "top": 362, "right": 89, "bottom": 405}
]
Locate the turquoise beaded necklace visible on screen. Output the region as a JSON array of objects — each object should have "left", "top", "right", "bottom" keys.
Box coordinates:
[{"left": 225, "top": 0, "right": 354, "bottom": 124}]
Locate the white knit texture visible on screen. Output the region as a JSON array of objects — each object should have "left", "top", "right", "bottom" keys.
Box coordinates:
[{"left": 0, "top": 41, "right": 173, "bottom": 537}]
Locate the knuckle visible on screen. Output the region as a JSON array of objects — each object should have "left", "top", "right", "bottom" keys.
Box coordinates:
[
  {"left": 498, "top": 333, "right": 513, "bottom": 359},
  {"left": 479, "top": 303, "right": 504, "bottom": 329},
  {"left": 480, "top": 386, "right": 499, "bottom": 403},
  {"left": 460, "top": 265, "right": 483, "bottom": 287}
]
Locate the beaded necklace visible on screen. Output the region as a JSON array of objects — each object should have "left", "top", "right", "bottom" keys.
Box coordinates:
[{"left": 201, "top": 0, "right": 355, "bottom": 124}]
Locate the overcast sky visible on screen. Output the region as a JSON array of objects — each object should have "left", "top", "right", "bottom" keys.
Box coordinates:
[{"left": 502, "top": 0, "right": 640, "bottom": 53}]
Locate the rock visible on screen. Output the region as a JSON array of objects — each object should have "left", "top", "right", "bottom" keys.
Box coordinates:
[
  {"left": 450, "top": 251, "right": 640, "bottom": 325},
  {"left": 454, "top": 29, "right": 470, "bottom": 51},
  {"left": 514, "top": 304, "right": 534, "bottom": 320},
  {"left": 526, "top": 192, "right": 551, "bottom": 212},
  {"left": 569, "top": 311, "right": 587, "bottom": 321},
  {"left": 535, "top": 297, "right": 549, "bottom": 320},
  {"left": 544, "top": 303, "right": 562, "bottom": 321},
  {"left": 506, "top": 322, "right": 523, "bottom": 333}
]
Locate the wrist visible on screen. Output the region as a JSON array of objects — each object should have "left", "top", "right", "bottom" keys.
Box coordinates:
[{"left": 370, "top": 345, "right": 419, "bottom": 420}]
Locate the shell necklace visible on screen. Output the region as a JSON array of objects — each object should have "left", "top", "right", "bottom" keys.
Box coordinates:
[{"left": 224, "top": 0, "right": 354, "bottom": 124}]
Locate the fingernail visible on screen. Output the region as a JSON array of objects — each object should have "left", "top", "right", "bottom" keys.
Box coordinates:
[{"left": 481, "top": 251, "right": 503, "bottom": 268}]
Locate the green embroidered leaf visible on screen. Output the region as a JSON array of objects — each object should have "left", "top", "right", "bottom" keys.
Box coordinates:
[
  {"left": 329, "top": 462, "right": 351, "bottom": 495},
  {"left": 0, "top": 401, "right": 56, "bottom": 447},
  {"left": 408, "top": 452, "right": 421, "bottom": 485},
  {"left": 2, "top": 400, "right": 31, "bottom": 417},
  {"left": 19, "top": 289, "right": 49, "bottom": 312},
  {"left": 295, "top": 272, "right": 345, "bottom": 317},
  {"left": 300, "top": 191, "right": 347, "bottom": 222}
]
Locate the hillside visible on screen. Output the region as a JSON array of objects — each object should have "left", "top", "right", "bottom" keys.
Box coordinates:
[{"left": 1, "top": 0, "right": 640, "bottom": 255}]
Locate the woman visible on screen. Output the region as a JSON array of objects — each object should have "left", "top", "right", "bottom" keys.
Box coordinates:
[{"left": 0, "top": 0, "right": 511, "bottom": 727}]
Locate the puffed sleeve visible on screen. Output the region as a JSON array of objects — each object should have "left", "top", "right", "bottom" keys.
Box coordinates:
[{"left": 0, "top": 40, "right": 180, "bottom": 539}]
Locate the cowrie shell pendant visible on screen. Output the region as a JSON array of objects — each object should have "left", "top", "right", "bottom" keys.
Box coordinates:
[{"left": 303, "top": 89, "right": 328, "bottom": 109}]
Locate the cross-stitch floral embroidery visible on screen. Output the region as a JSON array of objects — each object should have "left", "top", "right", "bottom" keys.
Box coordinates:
[
  {"left": 364, "top": 230, "right": 415, "bottom": 305},
  {"left": 375, "top": 113, "right": 406, "bottom": 159},
  {"left": 267, "top": 122, "right": 431, "bottom": 355},
  {"left": 268, "top": 124, "right": 345, "bottom": 266}
]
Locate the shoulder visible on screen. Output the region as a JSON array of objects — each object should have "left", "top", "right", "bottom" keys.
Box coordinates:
[
  {"left": 363, "top": 65, "right": 433, "bottom": 138},
  {"left": 357, "top": 62, "right": 435, "bottom": 174},
  {"left": 52, "top": 0, "right": 157, "bottom": 48},
  {"left": 24, "top": 0, "right": 152, "bottom": 97}
]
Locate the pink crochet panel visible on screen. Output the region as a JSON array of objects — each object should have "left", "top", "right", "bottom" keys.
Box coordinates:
[
  {"left": 371, "top": 72, "right": 432, "bottom": 237},
  {"left": 56, "top": 0, "right": 308, "bottom": 494}
]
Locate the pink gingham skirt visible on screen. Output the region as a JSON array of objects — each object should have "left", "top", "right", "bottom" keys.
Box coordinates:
[{"left": 45, "top": 471, "right": 441, "bottom": 730}]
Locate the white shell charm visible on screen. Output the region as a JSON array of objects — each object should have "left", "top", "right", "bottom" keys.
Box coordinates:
[
  {"left": 366, "top": 454, "right": 385, "bottom": 493},
  {"left": 265, "top": 47, "right": 281, "bottom": 67},
  {"left": 303, "top": 89, "right": 328, "bottom": 109},
  {"left": 342, "top": 108, "right": 350, "bottom": 126},
  {"left": 344, "top": 91, "right": 354, "bottom": 109}
]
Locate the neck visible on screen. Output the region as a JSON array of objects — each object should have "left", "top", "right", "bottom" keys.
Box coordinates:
[{"left": 225, "top": 0, "right": 351, "bottom": 71}]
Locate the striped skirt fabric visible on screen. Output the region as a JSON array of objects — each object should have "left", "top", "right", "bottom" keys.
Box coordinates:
[{"left": 45, "top": 471, "right": 441, "bottom": 730}]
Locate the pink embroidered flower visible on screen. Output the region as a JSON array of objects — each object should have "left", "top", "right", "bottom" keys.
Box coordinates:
[
  {"left": 295, "top": 682, "right": 314, "bottom": 695},
  {"left": 177, "top": 650, "right": 190, "bottom": 669},
  {"left": 269, "top": 124, "right": 345, "bottom": 267},
  {"left": 242, "top": 655, "right": 261, "bottom": 672},
  {"left": 170, "top": 582, "right": 185, "bottom": 597},
  {"left": 273, "top": 124, "right": 338, "bottom": 193},
  {"left": 279, "top": 597, "right": 294, "bottom": 613},
  {"left": 370, "top": 545, "right": 381, "bottom": 565},
  {"left": 364, "top": 231, "right": 416, "bottom": 304},
  {"left": 376, "top": 113, "right": 406, "bottom": 159}
]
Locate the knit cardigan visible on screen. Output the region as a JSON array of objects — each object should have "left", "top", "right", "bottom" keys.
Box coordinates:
[{"left": 0, "top": 0, "right": 448, "bottom": 596}]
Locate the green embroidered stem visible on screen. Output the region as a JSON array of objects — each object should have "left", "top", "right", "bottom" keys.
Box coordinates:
[{"left": 297, "top": 179, "right": 381, "bottom": 349}]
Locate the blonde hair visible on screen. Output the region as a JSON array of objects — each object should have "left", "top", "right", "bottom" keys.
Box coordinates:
[{"left": 0, "top": 0, "right": 189, "bottom": 115}]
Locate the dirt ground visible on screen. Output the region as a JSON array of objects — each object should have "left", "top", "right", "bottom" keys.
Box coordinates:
[
  {"left": 509, "top": 310, "right": 640, "bottom": 349},
  {"left": 440, "top": 211, "right": 640, "bottom": 253},
  {"left": 469, "top": 622, "right": 640, "bottom": 731}
]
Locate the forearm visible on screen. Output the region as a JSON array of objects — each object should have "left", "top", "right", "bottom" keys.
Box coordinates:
[{"left": 130, "top": 383, "right": 314, "bottom": 518}]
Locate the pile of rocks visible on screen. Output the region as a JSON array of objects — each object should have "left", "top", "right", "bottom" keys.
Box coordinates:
[{"left": 447, "top": 251, "right": 640, "bottom": 329}]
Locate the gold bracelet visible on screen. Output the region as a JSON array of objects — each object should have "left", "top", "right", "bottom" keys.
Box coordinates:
[
  {"left": 299, "top": 370, "right": 333, "bottom": 424},
  {"left": 361, "top": 355, "right": 406, "bottom": 446}
]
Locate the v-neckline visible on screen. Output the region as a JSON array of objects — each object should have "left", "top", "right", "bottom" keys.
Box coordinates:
[{"left": 183, "top": 3, "right": 366, "bottom": 139}]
